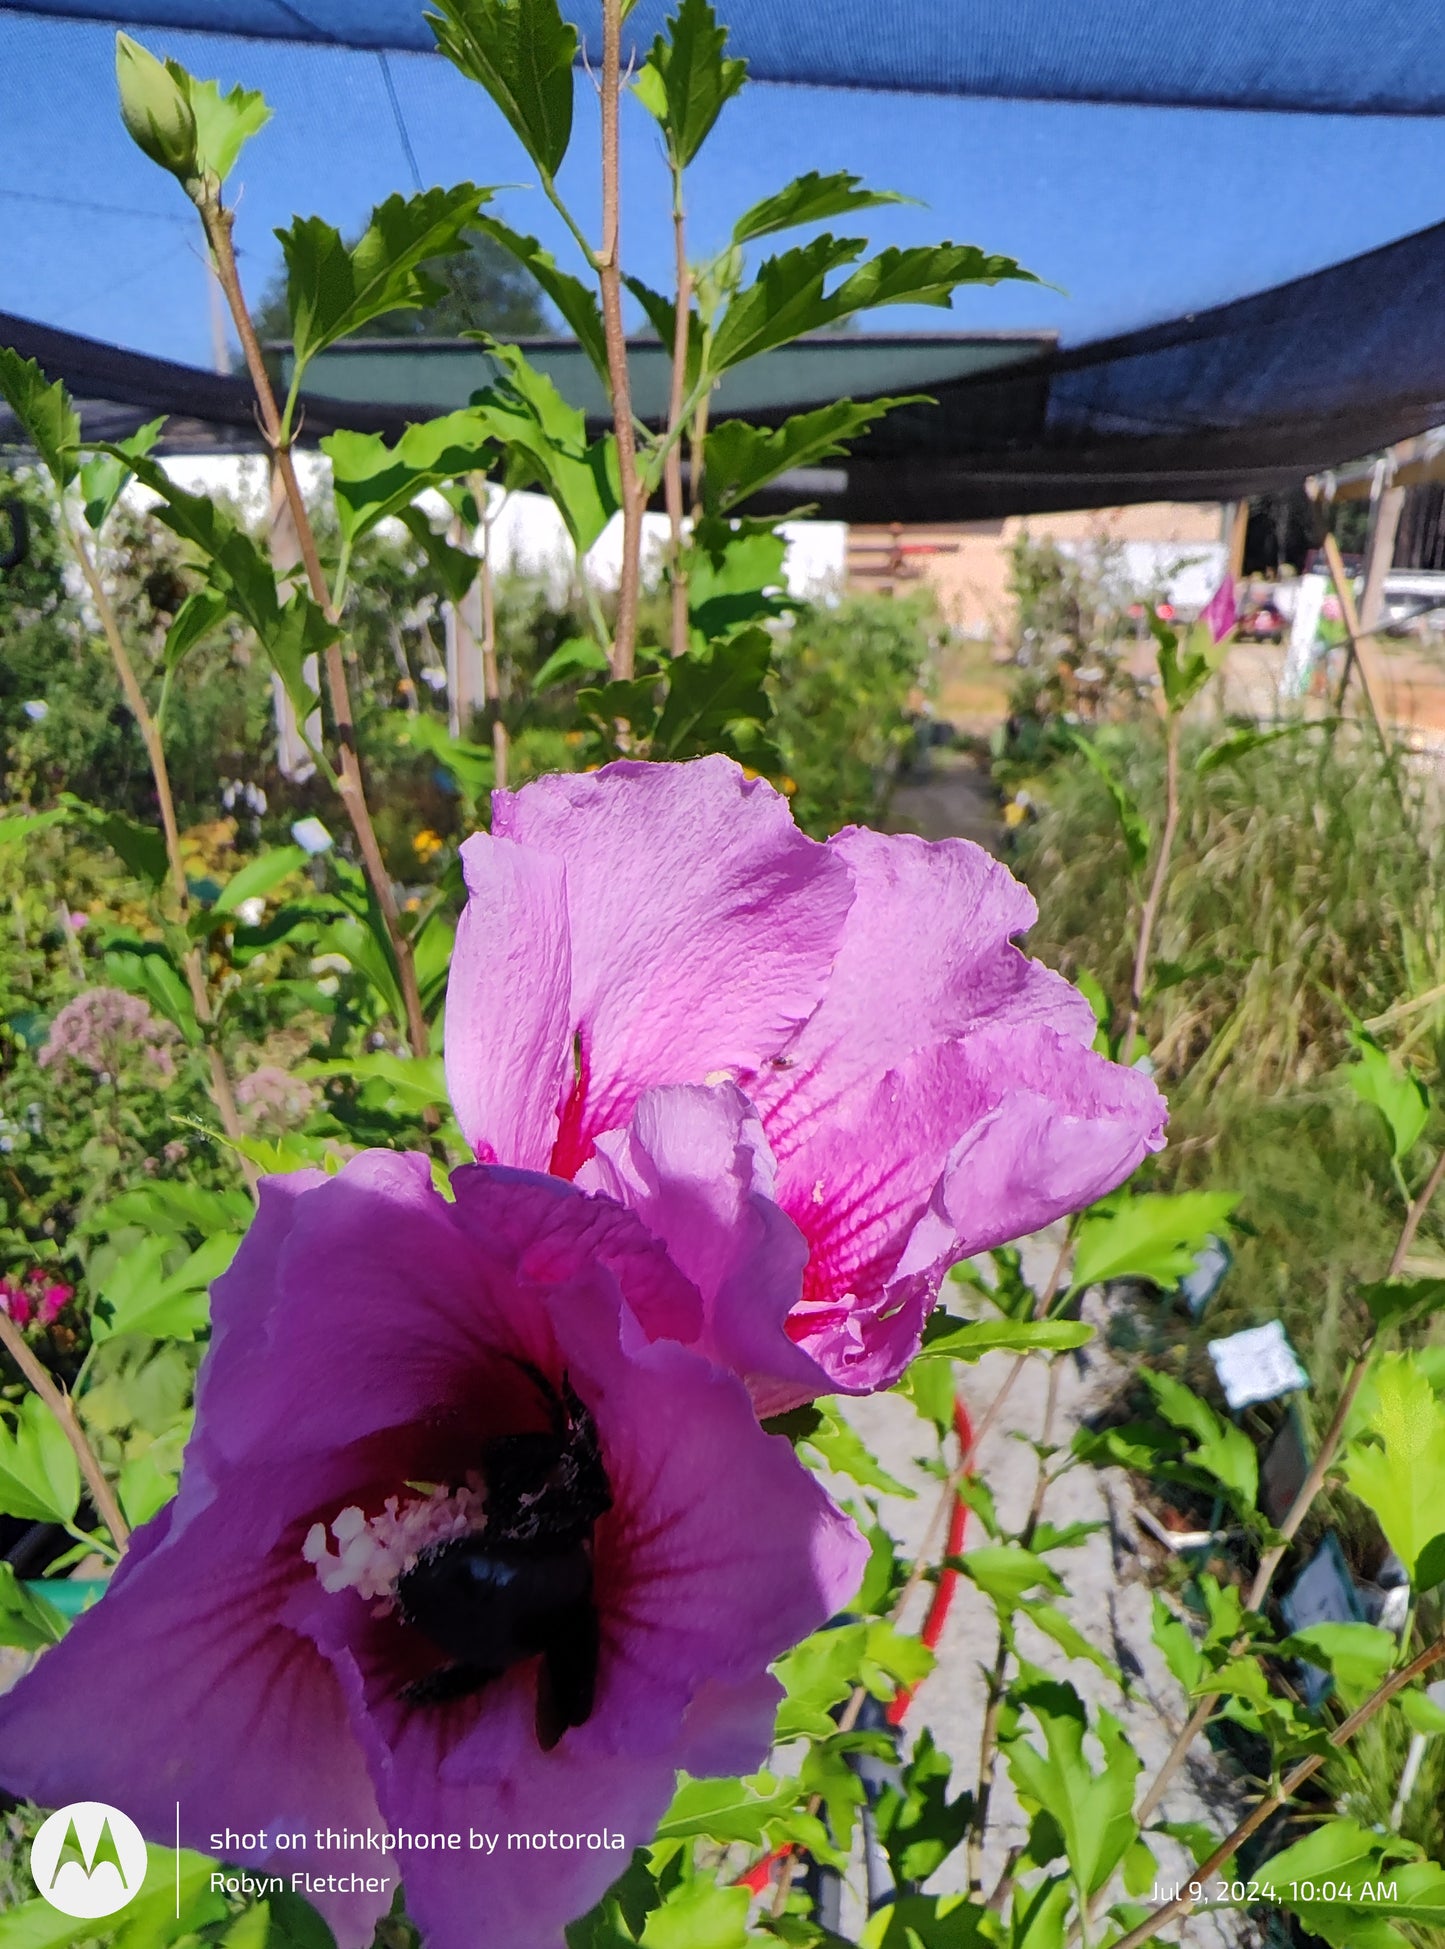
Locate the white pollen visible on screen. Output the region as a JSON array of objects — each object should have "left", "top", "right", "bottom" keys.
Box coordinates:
[
  {"left": 811, "top": 1178, "right": 826, "bottom": 1205},
  {"left": 703, "top": 1069, "right": 733, "bottom": 1087},
  {"left": 303, "top": 1475, "right": 487, "bottom": 1610}
]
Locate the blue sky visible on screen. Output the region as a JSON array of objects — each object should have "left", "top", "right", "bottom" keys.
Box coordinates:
[{"left": 4, "top": 11, "right": 1445, "bottom": 369}]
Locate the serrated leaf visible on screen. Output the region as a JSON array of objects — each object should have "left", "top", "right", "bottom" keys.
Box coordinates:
[
  {"left": 0, "top": 1394, "right": 81, "bottom": 1526},
  {"left": 469, "top": 343, "right": 620, "bottom": 554},
  {"left": 0, "top": 1562, "right": 67, "bottom": 1649},
  {"left": 636, "top": 0, "right": 746, "bottom": 166},
  {"left": 702, "top": 397, "right": 918, "bottom": 514},
  {"left": 163, "top": 586, "right": 229, "bottom": 673},
  {"left": 1151, "top": 1594, "right": 1204, "bottom": 1694},
  {"left": 94, "top": 1231, "right": 239, "bottom": 1342},
  {"left": 1283, "top": 1622, "right": 1395, "bottom": 1709},
  {"left": 652, "top": 626, "right": 774, "bottom": 761},
  {"left": 398, "top": 503, "right": 481, "bottom": 605},
  {"left": 1018, "top": 1599, "right": 1120, "bottom": 1678},
  {"left": 1341, "top": 1353, "right": 1445, "bottom": 1582},
  {"left": 1344, "top": 1034, "right": 1429, "bottom": 1160},
  {"left": 427, "top": 0, "right": 577, "bottom": 177},
  {"left": 638, "top": 1881, "right": 748, "bottom": 1949},
  {"left": 1139, "top": 1369, "right": 1257, "bottom": 1511},
  {"left": 1064, "top": 729, "right": 1151, "bottom": 873},
  {"left": 473, "top": 216, "right": 608, "bottom": 377},
  {"left": 916, "top": 1315, "right": 1093, "bottom": 1360},
  {"left": 733, "top": 169, "right": 912, "bottom": 245},
  {"left": 954, "top": 1545, "right": 1065, "bottom": 1607},
  {"left": 79, "top": 416, "right": 165, "bottom": 532},
  {"left": 279, "top": 185, "right": 491, "bottom": 394},
  {"left": 655, "top": 1772, "right": 799, "bottom": 1844},
  {"left": 0, "top": 347, "right": 81, "bottom": 489},
  {"left": 322, "top": 410, "right": 495, "bottom": 550},
  {"left": 1070, "top": 1191, "right": 1240, "bottom": 1293},
  {"left": 186, "top": 74, "right": 271, "bottom": 184},
  {"left": 1004, "top": 1681, "right": 1140, "bottom": 1901},
  {"left": 799, "top": 1400, "right": 914, "bottom": 1497}
]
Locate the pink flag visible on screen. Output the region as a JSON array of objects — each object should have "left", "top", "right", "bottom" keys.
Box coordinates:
[{"left": 1200, "top": 573, "right": 1238, "bottom": 644}]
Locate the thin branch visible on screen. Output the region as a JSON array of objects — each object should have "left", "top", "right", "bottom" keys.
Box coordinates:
[
  {"left": 1136, "top": 1142, "right": 1445, "bottom": 1823},
  {"left": 1121, "top": 707, "right": 1182, "bottom": 1055},
  {"left": 198, "top": 196, "right": 430, "bottom": 1064},
  {"left": 1113, "top": 1631, "right": 1445, "bottom": 1949},
  {"left": 0, "top": 1312, "right": 129, "bottom": 1552},
  {"left": 67, "top": 521, "right": 257, "bottom": 1195},
  {"left": 595, "top": 0, "right": 646, "bottom": 681}
]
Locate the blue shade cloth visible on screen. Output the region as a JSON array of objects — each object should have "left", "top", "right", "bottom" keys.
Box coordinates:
[
  {"left": 8, "top": 0, "right": 1445, "bottom": 114},
  {"left": 8, "top": 212, "right": 1445, "bottom": 518}
]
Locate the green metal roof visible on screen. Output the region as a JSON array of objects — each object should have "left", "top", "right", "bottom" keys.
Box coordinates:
[{"left": 286, "top": 333, "right": 1055, "bottom": 426}]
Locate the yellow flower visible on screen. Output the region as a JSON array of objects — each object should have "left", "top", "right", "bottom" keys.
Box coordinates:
[
  {"left": 412, "top": 828, "right": 444, "bottom": 863},
  {"left": 1003, "top": 800, "right": 1027, "bottom": 829}
]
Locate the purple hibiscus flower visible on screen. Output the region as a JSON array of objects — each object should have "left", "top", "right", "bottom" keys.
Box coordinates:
[
  {"left": 445, "top": 757, "right": 1167, "bottom": 1408},
  {"left": 0, "top": 1153, "right": 863, "bottom": 1949}
]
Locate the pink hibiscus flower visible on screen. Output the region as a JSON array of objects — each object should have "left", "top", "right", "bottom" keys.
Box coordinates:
[
  {"left": 446, "top": 757, "right": 1166, "bottom": 1409},
  {"left": 0, "top": 1154, "right": 863, "bottom": 1949}
]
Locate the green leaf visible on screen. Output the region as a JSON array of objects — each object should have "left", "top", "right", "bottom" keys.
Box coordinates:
[
  {"left": 533, "top": 634, "right": 611, "bottom": 691},
  {"left": 1153, "top": 617, "right": 1220, "bottom": 713},
  {"left": 827, "top": 241, "right": 1036, "bottom": 323},
  {"left": 860, "top": 1894, "right": 996, "bottom": 1949},
  {"left": 1341, "top": 1353, "right": 1445, "bottom": 1582},
  {"left": 427, "top": 0, "right": 577, "bottom": 177},
  {"left": 1399, "top": 1685, "right": 1445, "bottom": 1733},
  {"left": 63, "top": 800, "right": 170, "bottom": 889},
  {"left": 655, "top": 1771, "right": 800, "bottom": 1844},
  {"left": 1358, "top": 1276, "right": 1445, "bottom": 1332},
  {"left": 1018, "top": 1599, "right": 1121, "bottom": 1678},
  {"left": 702, "top": 398, "right": 918, "bottom": 514},
  {"left": 0, "top": 1560, "right": 67, "bottom": 1649},
  {"left": 473, "top": 216, "right": 608, "bottom": 377},
  {"left": 162, "top": 586, "right": 229, "bottom": 674},
  {"left": 470, "top": 344, "right": 620, "bottom": 554},
  {"left": 652, "top": 627, "right": 775, "bottom": 762},
  {"left": 1003, "top": 1680, "right": 1140, "bottom": 1901},
  {"left": 635, "top": 0, "right": 746, "bottom": 166},
  {"left": 708, "top": 233, "right": 866, "bottom": 371},
  {"left": 796, "top": 1400, "right": 915, "bottom": 1497},
  {"left": 893, "top": 1354, "right": 958, "bottom": 1434},
  {"left": 872, "top": 1728, "right": 972, "bottom": 1886},
  {"left": 1196, "top": 719, "right": 1322, "bottom": 775},
  {"left": 0, "top": 1394, "right": 81, "bottom": 1526},
  {"left": 954, "top": 1545, "right": 1065, "bottom": 1607},
  {"left": 185, "top": 74, "right": 271, "bottom": 184},
  {"left": 397, "top": 504, "right": 481, "bottom": 606},
  {"left": 732, "top": 169, "right": 912, "bottom": 245},
  {"left": 93, "top": 1231, "right": 240, "bottom": 1342},
  {"left": 638, "top": 1881, "right": 749, "bottom": 1949},
  {"left": 0, "top": 347, "right": 81, "bottom": 490},
  {"left": 115, "top": 32, "right": 198, "bottom": 179},
  {"left": 1138, "top": 1369, "right": 1258, "bottom": 1511},
  {"left": 322, "top": 410, "right": 495, "bottom": 550},
  {"left": 1063, "top": 729, "right": 1151, "bottom": 873},
  {"left": 684, "top": 516, "right": 791, "bottom": 642},
  {"left": 1070, "top": 1191, "right": 1240, "bottom": 1293},
  {"left": 1283, "top": 1622, "right": 1396, "bottom": 1710},
  {"left": 1151, "top": 1594, "right": 1204, "bottom": 1694},
  {"left": 279, "top": 185, "right": 492, "bottom": 394},
  {"left": 916, "top": 1315, "right": 1093, "bottom": 1360},
  {"left": 79, "top": 416, "right": 165, "bottom": 532},
  {"left": 1344, "top": 1033, "right": 1429, "bottom": 1160},
  {"left": 213, "top": 845, "right": 308, "bottom": 915},
  {"left": 300, "top": 1052, "right": 451, "bottom": 1119}
]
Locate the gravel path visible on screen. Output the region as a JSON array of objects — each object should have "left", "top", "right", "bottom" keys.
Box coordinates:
[{"left": 838, "top": 1230, "right": 1253, "bottom": 1945}]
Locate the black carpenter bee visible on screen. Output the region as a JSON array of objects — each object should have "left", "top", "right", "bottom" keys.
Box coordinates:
[{"left": 395, "top": 1366, "right": 613, "bottom": 1749}]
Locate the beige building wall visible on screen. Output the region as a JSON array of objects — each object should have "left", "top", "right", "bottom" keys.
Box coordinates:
[{"left": 848, "top": 504, "right": 1225, "bottom": 639}]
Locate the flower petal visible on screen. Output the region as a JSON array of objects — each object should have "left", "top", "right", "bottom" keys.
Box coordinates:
[
  {"left": 455, "top": 758, "right": 854, "bottom": 1174},
  {"left": 444, "top": 835, "right": 573, "bottom": 1171},
  {"left": 579, "top": 1083, "right": 831, "bottom": 1415},
  {"left": 0, "top": 1491, "right": 391, "bottom": 1949},
  {"left": 291, "top": 1287, "right": 864, "bottom": 1949},
  {"left": 195, "top": 1152, "right": 700, "bottom": 1473}
]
